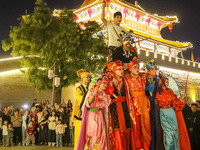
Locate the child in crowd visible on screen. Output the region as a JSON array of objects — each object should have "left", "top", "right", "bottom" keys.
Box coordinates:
[
  {"left": 2, "top": 120, "right": 8, "bottom": 146},
  {"left": 7, "top": 123, "right": 14, "bottom": 146},
  {"left": 69, "top": 111, "right": 74, "bottom": 145},
  {"left": 56, "top": 119, "right": 65, "bottom": 147},
  {"left": 48, "top": 111, "right": 58, "bottom": 146},
  {"left": 27, "top": 121, "right": 35, "bottom": 146},
  {"left": 31, "top": 117, "right": 38, "bottom": 144},
  {"left": 0, "top": 114, "right": 2, "bottom": 144},
  {"left": 54, "top": 102, "right": 59, "bottom": 110}
]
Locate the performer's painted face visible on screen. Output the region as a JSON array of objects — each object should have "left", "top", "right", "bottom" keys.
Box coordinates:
[
  {"left": 129, "top": 64, "right": 139, "bottom": 76},
  {"left": 82, "top": 75, "right": 91, "bottom": 85},
  {"left": 114, "top": 15, "right": 122, "bottom": 25},
  {"left": 99, "top": 81, "right": 108, "bottom": 91},
  {"left": 114, "top": 66, "right": 124, "bottom": 77},
  {"left": 164, "top": 79, "right": 169, "bottom": 88},
  {"left": 148, "top": 68, "right": 157, "bottom": 77}
]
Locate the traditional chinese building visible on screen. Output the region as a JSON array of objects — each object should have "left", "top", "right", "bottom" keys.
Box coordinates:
[
  {"left": 1, "top": 1, "right": 199, "bottom": 107},
  {"left": 56, "top": 0, "right": 200, "bottom": 102}
]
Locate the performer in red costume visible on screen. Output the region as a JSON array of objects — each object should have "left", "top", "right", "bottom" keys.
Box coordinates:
[
  {"left": 156, "top": 77, "right": 191, "bottom": 150},
  {"left": 125, "top": 57, "right": 151, "bottom": 150},
  {"left": 107, "top": 60, "right": 136, "bottom": 150}
]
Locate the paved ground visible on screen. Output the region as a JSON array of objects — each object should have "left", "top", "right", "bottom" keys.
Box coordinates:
[{"left": 0, "top": 145, "right": 74, "bottom": 150}]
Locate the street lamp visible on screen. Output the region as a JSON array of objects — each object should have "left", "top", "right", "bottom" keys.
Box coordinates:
[
  {"left": 48, "top": 62, "right": 60, "bottom": 105},
  {"left": 55, "top": 76, "right": 60, "bottom": 87}
]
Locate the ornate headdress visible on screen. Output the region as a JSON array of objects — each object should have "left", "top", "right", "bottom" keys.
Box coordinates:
[
  {"left": 77, "top": 69, "right": 90, "bottom": 79},
  {"left": 88, "top": 74, "right": 113, "bottom": 95},
  {"left": 127, "top": 56, "right": 140, "bottom": 68},
  {"left": 120, "top": 32, "right": 135, "bottom": 46},
  {"left": 107, "top": 60, "right": 124, "bottom": 72},
  {"left": 144, "top": 59, "right": 159, "bottom": 70}
]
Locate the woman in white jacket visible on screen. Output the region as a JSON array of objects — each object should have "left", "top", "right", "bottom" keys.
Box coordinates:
[
  {"left": 22, "top": 110, "right": 29, "bottom": 146},
  {"left": 48, "top": 111, "right": 58, "bottom": 146}
]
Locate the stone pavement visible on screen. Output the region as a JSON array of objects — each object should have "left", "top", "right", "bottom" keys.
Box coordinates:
[{"left": 0, "top": 145, "right": 74, "bottom": 150}]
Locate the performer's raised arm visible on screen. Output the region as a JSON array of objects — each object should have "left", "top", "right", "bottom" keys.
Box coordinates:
[{"left": 101, "top": 1, "right": 107, "bottom": 26}]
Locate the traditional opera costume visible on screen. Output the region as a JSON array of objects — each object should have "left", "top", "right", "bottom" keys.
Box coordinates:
[
  {"left": 144, "top": 60, "right": 162, "bottom": 150},
  {"left": 76, "top": 76, "right": 113, "bottom": 150},
  {"left": 112, "top": 33, "right": 138, "bottom": 63},
  {"left": 107, "top": 60, "right": 136, "bottom": 150},
  {"left": 125, "top": 58, "right": 151, "bottom": 150},
  {"left": 156, "top": 77, "right": 191, "bottom": 150},
  {"left": 71, "top": 69, "right": 90, "bottom": 150}
]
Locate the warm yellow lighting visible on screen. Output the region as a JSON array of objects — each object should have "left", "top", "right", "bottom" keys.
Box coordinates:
[
  {"left": 146, "top": 50, "right": 149, "bottom": 56},
  {"left": 159, "top": 66, "right": 200, "bottom": 77},
  {"left": 74, "top": 1, "right": 99, "bottom": 13},
  {"left": 198, "top": 63, "right": 200, "bottom": 68},
  {"left": 169, "top": 55, "right": 171, "bottom": 61},
  {"left": 182, "top": 59, "right": 184, "bottom": 65},
  {"left": 175, "top": 57, "right": 178, "bottom": 63},
  {"left": 137, "top": 47, "right": 140, "bottom": 54},
  {"left": 0, "top": 57, "right": 22, "bottom": 62},
  {"left": 193, "top": 96, "right": 196, "bottom": 102},
  {"left": 193, "top": 62, "right": 196, "bottom": 67},
  {"left": 0, "top": 56, "right": 40, "bottom": 62},
  {"left": 154, "top": 52, "right": 157, "bottom": 58},
  {"left": 187, "top": 61, "right": 190, "bottom": 66},
  {"left": 0, "top": 68, "right": 28, "bottom": 76},
  {"left": 162, "top": 54, "right": 165, "bottom": 60}
]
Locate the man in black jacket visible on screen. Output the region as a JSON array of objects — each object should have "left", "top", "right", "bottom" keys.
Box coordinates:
[
  {"left": 186, "top": 103, "right": 200, "bottom": 150},
  {"left": 2, "top": 108, "right": 11, "bottom": 124}
]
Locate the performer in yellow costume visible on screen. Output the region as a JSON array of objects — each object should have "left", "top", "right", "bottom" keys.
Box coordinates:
[{"left": 71, "top": 69, "right": 91, "bottom": 150}]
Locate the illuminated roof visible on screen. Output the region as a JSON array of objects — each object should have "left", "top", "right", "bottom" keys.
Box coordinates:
[
  {"left": 76, "top": 0, "right": 192, "bottom": 49},
  {"left": 79, "top": 0, "right": 178, "bottom": 23},
  {"left": 81, "top": 0, "right": 97, "bottom": 8},
  {"left": 123, "top": 26, "right": 193, "bottom": 49}
]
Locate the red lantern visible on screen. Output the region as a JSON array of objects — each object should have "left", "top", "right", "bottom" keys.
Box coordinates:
[
  {"left": 74, "top": 15, "right": 78, "bottom": 21},
  {"left": 157, "top": 21, "right": 161, "bottom": 29},
  {"left": 123, "top": 7, "right": 129, "bottom": 17},
  {"left": 168, "top": 24, "right": 173, "bottom": 32},
  {"left": 87, "top": 8, "right": 93, "bottom": 17},
  {"left": 105, "top": 0, "right": 110, "bottom": 7},
  {"left": 105, "top": 0, "right": 110, "bottom": 4},
  {"left": 146, "top": 17, "right": 151, "bottom": 25},
  {"left": 135, "top": 12, "right": 140, "bottom": 21}
]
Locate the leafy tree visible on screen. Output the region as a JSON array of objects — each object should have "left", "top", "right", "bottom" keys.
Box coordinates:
[{"left": 2, "top": 0, "right": 107, "bottom": 91}]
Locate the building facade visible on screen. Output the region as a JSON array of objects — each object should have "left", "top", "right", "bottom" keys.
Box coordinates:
[{"left": 57, "top": 0, "right": 200, "bottom": 102}]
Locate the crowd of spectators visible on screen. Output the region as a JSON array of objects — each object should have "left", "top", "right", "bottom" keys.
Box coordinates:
[
  {"left": 183, "top": 100, "right": 200, "bottom": 150},
  {"left": 0, "top": 98, "right": 200, "bottom": 149},
  {"left": 0, "top": 99, "right": 74, "bottom": 147}
]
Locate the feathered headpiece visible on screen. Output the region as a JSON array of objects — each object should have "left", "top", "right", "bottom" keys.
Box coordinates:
[{"left": 144, "top": 59, "right": 159, "bottom": 70}]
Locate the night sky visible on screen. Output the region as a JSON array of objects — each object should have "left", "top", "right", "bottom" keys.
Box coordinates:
[{"left": 0, "top": 0, "right": 199, "bottom": 60}]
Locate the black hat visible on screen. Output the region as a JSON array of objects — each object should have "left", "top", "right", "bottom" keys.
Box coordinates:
[{"left": 191, "top": 103, "right": 198, "bottom": 107}]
